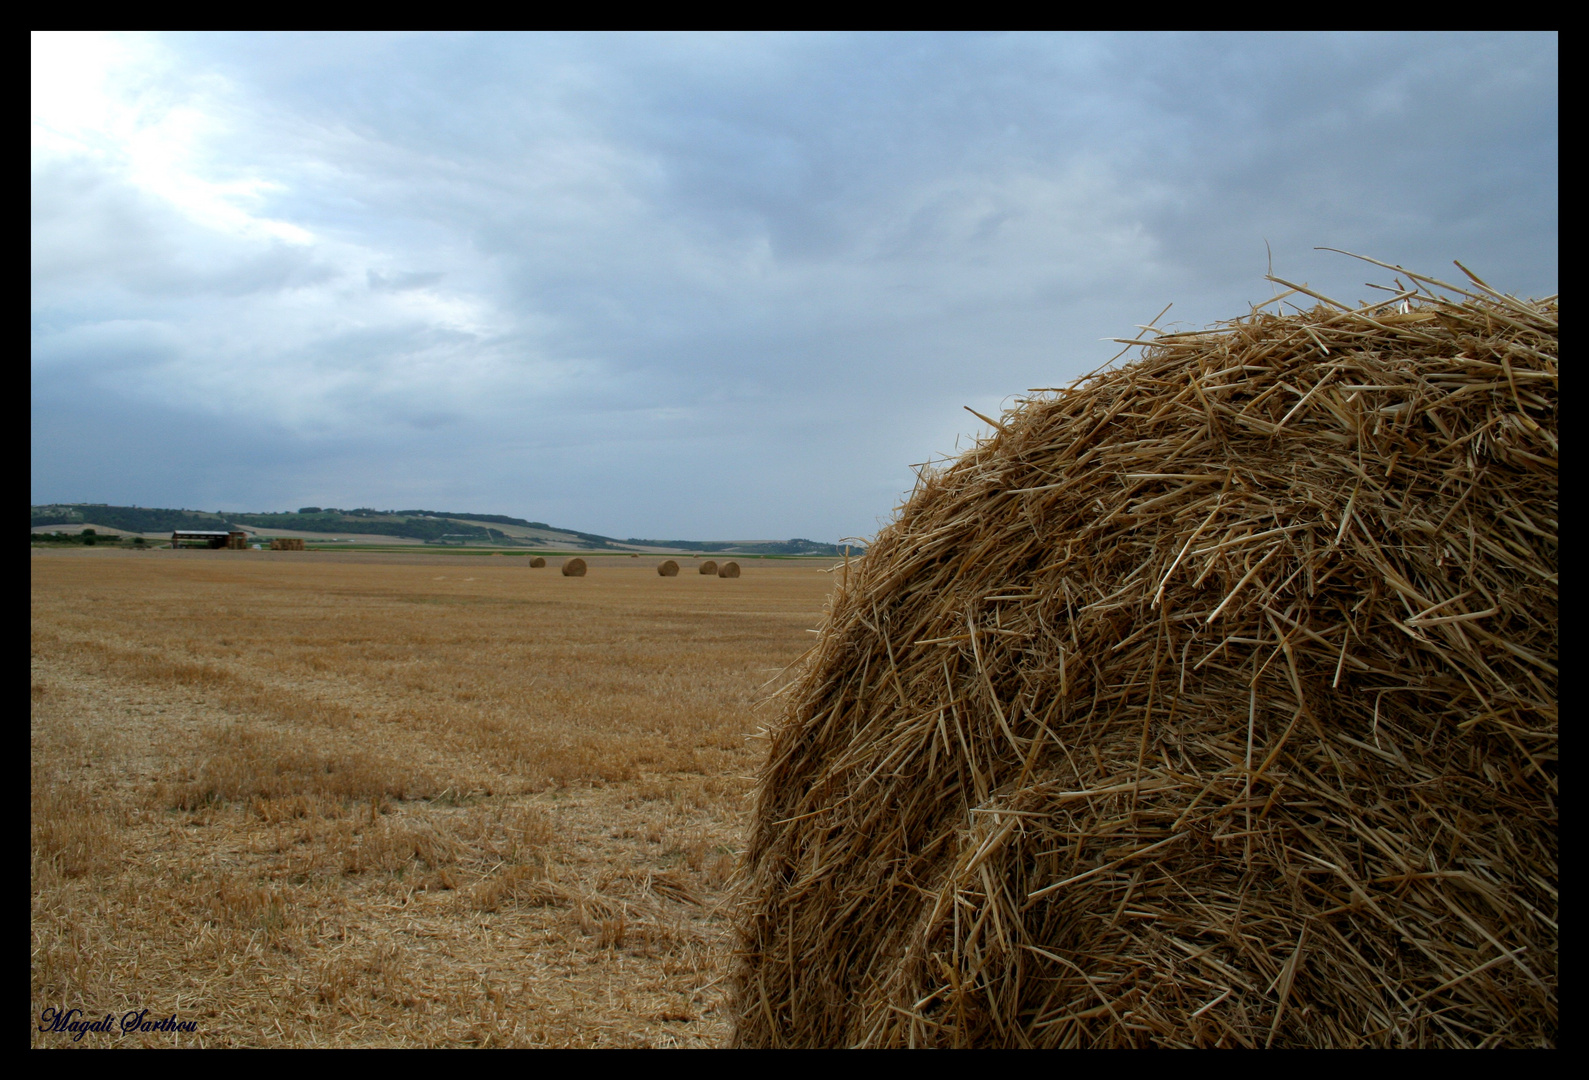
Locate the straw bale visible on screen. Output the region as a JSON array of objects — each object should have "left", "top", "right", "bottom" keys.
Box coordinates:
[
  {"left": 529, "top": 556, "right": 547, "bottom": 568},
  {"left": 561, "top": 558, "right": 587, "bottom": 577},
  {"left": 732, "top": 264, "right": 1557, "bottom": 1048},
  {"left": 658, "top": 560, "right": 681, "bottom": 577},
  {"left": 718, "top": 561, "right": 741, "bottom": 578},
  {"left": 700, "top": 561, "right": 719, "bottom": 575}
]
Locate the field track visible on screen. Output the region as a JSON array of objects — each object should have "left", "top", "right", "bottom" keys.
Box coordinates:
[{"left": 32, "top": 548, "right": 836, "bottom": 1047}]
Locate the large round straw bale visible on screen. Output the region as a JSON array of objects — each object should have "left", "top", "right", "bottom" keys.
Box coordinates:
[
  {"left": 718, "top": 561, "right": 741, "bottom": 578},
  {"left": 658, "top": 559, "right": 680, "bottom": 576},
  {"left": 732, "top": 272, "right": 1557, "bottom": 1048},
  {"left": 529, "top": 556, "right": 546, "bottom": 568},
  {"left": 561, "top": 558, "right": 586, "bottom": 577},
  {"left": 700, "top": 560, "right": 718, "bottom": 575}
]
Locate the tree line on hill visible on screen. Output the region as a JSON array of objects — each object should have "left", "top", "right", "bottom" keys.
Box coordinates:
[
  {"left": 227, "top": 512, "right": 512, "bottom": 543},
  {"left": 32, "top": 505, "right": 232, "bottom": 534},
  {"left": 247, "top": 507, "right": 614, "bottom": 545},
  {"left": 30, "top": 504, "right": 511, "bottom": 542},
  {"left": 31, "top": 504, "right": 863, "bottom": 554}
]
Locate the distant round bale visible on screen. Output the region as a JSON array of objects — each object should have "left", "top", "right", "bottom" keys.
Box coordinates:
[
  {"left": 657, "top": 560, "right": 680, "bottom": 577},
  {"left": 631, "top": 553, "right": 639, "bottom": 558},
  {"left": 561, "top": 558, "right": 587, "bottom": 577},
  {"left": 717, "top": 561, "right": 741, "bottom": 578},
  {"left": 700, "top": 561, "right": 718, "bottom": 575},
  {"left": 529, "top": 556, "right": 546, "bottom": 567}
]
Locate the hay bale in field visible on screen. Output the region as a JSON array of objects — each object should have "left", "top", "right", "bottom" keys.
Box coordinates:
[
  {"left": 631, "top": 553, "right": 640, "bottom": 558},
  {"left": 529, "top": 556, "right": 546, "bottom": 568},
  {"left": 732, "top": 261, "right": 1557, "bottom": 1049},
  {"left": 718, "top": 561, "right": 741, "bottom": 578},
  {"left": 700, "top": 561, "right": 718, "bottom": 575},
  {"left": 657, "top": 559, "right": 680, "bottom": 576},
  {"left": 561, "top": 558, "right": 587, "bottom": 577}
]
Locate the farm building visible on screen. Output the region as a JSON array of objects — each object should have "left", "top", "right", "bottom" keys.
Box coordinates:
[{"left": 171, "top": 530, "right": 249, "bottom": 550}]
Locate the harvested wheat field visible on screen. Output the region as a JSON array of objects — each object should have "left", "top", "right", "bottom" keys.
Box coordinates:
[
  {"left": 733, "top": 262, "right": 1557, "bottom": 1048},
  {"left": 31, "top": 550, "right": 835, "bottom": 1047}
]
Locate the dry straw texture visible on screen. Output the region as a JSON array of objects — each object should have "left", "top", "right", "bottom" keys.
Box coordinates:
[
  {"left": 719, "top": 562, "right": 741, "bottom": 579},
  {"left": 659, "top": 560, "right": 681, "bottom": 577},
  {"left": 701, "top": 561, "right": 719, "bottom": 576},
  {"left": 32, "top": 555, "right": 832, "bottom": 1046},
  {"left": 732, "top": 258, "right": 1557, "bottom": 1049},
  {"left": 530, "top": 557, "right": 547, "bottom": 568},
  {"left": 561, "top": 558, "right": 587, "bottom": 578}
]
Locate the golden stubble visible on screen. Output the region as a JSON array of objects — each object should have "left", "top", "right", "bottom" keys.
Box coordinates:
[{"left": 31, "top": 550, "right": 835, "bottom": 1047}]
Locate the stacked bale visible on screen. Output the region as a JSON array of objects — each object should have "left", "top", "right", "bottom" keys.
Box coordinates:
[
  {"left": 718, "top": 561, "right": 741, "bottom": 578},
  {"left": 732, "top": 264, "right": 1557, "bottom": 1048},
  {"left": 269, "top": 538, "right": 305, "bottom": 551},
  {"left": 561, "top": 558, "right": 587, "bottom": 577},
  {"left": 529, "top": 556, "right": 547, "bottom": 568},
  {"left": 658, "top": 560, "right": 680, "bottom": 577},
  {"left": 700, "top": 561, "right": 719, "bottom": 575}
]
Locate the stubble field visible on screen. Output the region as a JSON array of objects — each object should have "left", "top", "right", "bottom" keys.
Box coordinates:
[{"left": 31, "top": 548, "right": 837, "bottom": 1047}]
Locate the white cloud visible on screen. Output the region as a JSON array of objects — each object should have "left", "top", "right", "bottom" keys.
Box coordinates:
[{"left": 32, "top": 31, "right": 313, "bottom": 246}]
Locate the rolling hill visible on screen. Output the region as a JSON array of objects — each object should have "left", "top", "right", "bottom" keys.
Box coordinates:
[{"left": 30, "top": 504, "right": 863, "bottom": 556}]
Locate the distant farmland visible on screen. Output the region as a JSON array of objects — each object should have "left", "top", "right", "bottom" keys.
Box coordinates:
[{"left": 30, "top": 504, "right": 862, "bottom": 556}]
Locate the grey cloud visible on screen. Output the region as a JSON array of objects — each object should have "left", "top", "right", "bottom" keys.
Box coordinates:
[
  {"left": 32, "top": 159, "right": 341, "bottom": 300},
  {"left": 367, "top": 269, "right": 445, "bottom": 291},
  {"left": 33, "top": 32, "right": 1557, "bottom": 543}
]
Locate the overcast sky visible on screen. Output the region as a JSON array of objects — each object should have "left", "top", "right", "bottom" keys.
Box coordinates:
[{"left": 31, "top": 31, "right": 1557, "bottom": 542}]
